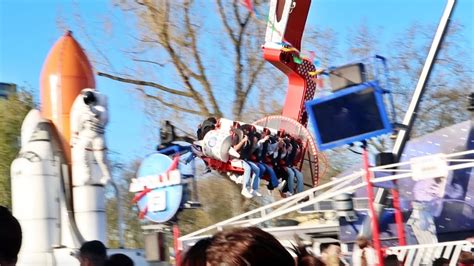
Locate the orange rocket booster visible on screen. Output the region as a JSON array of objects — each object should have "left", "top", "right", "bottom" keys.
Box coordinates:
[{"left": 39, "top": 31, "right": 95, "bottom": 163}]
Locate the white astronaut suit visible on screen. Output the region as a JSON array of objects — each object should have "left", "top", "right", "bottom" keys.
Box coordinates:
[{"left": 71, "top": 88, "right": 111, "bottom": 186}]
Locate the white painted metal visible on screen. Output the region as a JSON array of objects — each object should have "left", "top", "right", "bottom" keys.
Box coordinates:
[
  {"left": 265, "top": 0, "right": 293, "bottom": 45},
  {"left": 201, "top": 129, "right": 233, "bottom": 162},
  {"left": 11, "top": 111, "right": 61, "bottom": 265},
  {"left": 386, "top": 240, "right": 472, "bottom": 266},
  {"left": 73, "top": 186, "right": 106, "bottom": 242},
  {"left": 369, "top": 0, "right": 458, "bottom": 241},
  {"left": 392, "top": 0, "right": 456, "bottom": 156},
  {"left": 19, "top": 109, "right": 42, "bottom": 148}
]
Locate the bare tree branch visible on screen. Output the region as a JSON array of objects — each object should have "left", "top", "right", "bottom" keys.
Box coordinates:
[
  {"left": 143, "top": 0, "right": 211, "bottom": 116},
  {"left": 97, "top": 72, "right": 193, "bottom": 97},
  {"left": 142, "top": 92, "right": 201, "bottom": 115},
  {"left": 132, "top": 58, "right": 165, "bottom": 67},
  {"left": 244, "top": 59, "right": 266, "bottom": 97},
  {"left": 217, "top": 0, "right": 238, "bottom": 45},
  {"left": 183, "top": 0, "right": 222, "bottom": 117}
]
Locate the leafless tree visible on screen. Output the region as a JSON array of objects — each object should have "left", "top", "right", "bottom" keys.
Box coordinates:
[{"left": 88, "top": 0, "right": 285, "bottom": 122}]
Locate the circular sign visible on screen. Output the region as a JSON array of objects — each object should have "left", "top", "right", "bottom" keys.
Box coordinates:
[{"left": 133, "top": 153, "right": 183, "bottom": 223}]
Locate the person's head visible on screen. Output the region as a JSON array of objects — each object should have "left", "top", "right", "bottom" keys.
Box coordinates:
[
  {"left": 206, "top": 227, "right": 294, "bottom": 266},
  {"left": 320, "top": 242, "right": 341, "bottom": 264},
  {"left": 320, "top": 242, "right": 341, "bottom": 255},
  {"left": 294, "top": 241, "right": 324, "bottom": 266},
  {"left": 262, "top": 128, "right": 271, "bottom": 137},
  {"left": 384, "top": 254, "right": 400, "bottom": 266},
  {"left": 78, "top": 240, "right": 107, "bottom": 266},
  {"left": 356, "top": 236, "right": 370, "bottom": 249},
  {"left": 104, "top": 253, "right": 134, "bottom": 266},
  {"left": 254, "top": 132, "right": 262, "bottom": 141},
  {"left": 182, "top": 238, "right": 212, "bottom": 266},
  {"left": 83, "top": 90, "right": 97, "bottom": 105},
  {"left": 206, "top": 117, "right": 217, "bottom": 124},
  {"left": 0, "top": 206, "right": 22, "bottom": 266},
  {"left": 241, "top": 124, "right": 252, "bottom": 136},
  {"left": 458, "top": 250, "right": 474, "bottom": 264},
  {"left": 232, "top": 121, "right": 241, "bottom": 129}
]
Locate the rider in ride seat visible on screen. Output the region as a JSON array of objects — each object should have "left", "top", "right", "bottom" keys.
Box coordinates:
[
  {"left": 284, "top": 135, "right": 304, "bottom": 195},
  {"left": 258, "top": 129, "right": 285, "bottom": 195},
  {"left": 229, "top": 123, "right": 254, "bottom": 199}
]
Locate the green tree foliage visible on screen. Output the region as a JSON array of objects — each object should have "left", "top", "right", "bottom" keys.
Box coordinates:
[
  {"left": 177, "top": 173, "right": 263, "bottom": 235},
  {"left": 106, "top": 160, "right": 144, "bottom": 248},
  {"left": 0, "top": 90, "right": 34, "bottom": 208}
]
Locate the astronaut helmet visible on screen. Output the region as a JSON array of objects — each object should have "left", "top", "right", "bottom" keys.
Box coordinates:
[{"left": 83, "top": 90, "right": 97, "bottom": 106}]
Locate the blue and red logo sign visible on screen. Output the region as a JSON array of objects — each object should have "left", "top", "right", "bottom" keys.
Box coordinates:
[{"left": 130, "top": 153, "right": 183, "bottom": 223}]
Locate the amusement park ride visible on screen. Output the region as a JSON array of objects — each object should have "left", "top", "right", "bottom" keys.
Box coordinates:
[{"left": 8, "top": 0, "right": 473, "bottom": 265}]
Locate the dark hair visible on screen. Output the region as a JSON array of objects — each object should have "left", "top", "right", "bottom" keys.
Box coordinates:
[
  {"left": 182, "top": 238, "right": 212, "bottom": 266},
  {"left": 79, "top": 240, "right": 107, "bottom": 265},
  {"left": 206, "top": 227, "right": 294, "bottom": 266},
  {"left": 384, "top": 254, "right": 400, "bottom": 266},
  {"left": 320, "top": 242, "right": 340, "bottom": 253},
  {"left": 277, "top": 130, "right": 285, "bottom": 138},
  {"left": 293, "top": 240, "right": 324, "bottom": 266},
  {"left": 206, "top": 117, "right": 217, "bottom": 124},
  {"left": 254, "top": 132, "right": 262, "bottom": 140},
  {"left": 0, "top": 206, "right": 22, "bottom": 265},
  {"left": 105, "top": 253, "right": 134, "bottom": 266}
]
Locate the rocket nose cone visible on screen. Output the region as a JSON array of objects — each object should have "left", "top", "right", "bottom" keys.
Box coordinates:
[{"left": 39, "top": 33, "right": 95, "bottom": 164}]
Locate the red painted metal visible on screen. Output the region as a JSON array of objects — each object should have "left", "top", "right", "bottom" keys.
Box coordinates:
[
  {"left": 279, "top": 0, "right": 312, "bottom": 52},
  {"left": 173, "top": 224, "right": 181, "bottom": 266},
  {"left": 262, "top": 49, "right": 317, "bottom": 127},
  {"left": 391, "top": 186, "right": 407, "bottom": 246},
  {"left": 203, "top": 157, "right": 245, "bottom": 175},
  {"left": 362, "top": 148, "right": 384, "bottom": 265},
  {"left": 261, "top": 0, "right": 319, "bottom": 183}
]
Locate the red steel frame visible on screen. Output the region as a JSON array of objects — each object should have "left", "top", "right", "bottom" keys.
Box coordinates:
[
  {"left": 362, "top": 147, "right": 384, "bottom": 265},
  {"left": 262, "top": 0, "right": 320, "bottom": 186}
]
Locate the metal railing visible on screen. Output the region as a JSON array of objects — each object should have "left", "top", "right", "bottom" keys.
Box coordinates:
[
  {"left": 386, "top": 240, "right": 472, "bottom": 266},
  {"left": 179, "top": 150, "right": 474, "bottom": 249}
]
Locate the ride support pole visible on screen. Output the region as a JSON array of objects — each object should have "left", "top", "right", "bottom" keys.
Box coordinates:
[
  {"left": 391, "top": 185, "right": 407, "bottom": 246},
  {"left": 362, "top": 147, "right": 384, "bottom": 265},
  {"left": 173, "top": 224, "right": 181, "bottom": 266}
]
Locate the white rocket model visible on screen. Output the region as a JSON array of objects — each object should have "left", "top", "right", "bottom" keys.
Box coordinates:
[
  {"left": 10, "top": 32, "right": 112, "bottom": 265},
  {"left": 11, "top": 110, "right": 63, "bottom": 264}
]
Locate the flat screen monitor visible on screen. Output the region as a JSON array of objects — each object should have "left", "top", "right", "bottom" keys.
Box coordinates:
[{"left": 305, "top": 82, "right": 392, "bottom": 151}]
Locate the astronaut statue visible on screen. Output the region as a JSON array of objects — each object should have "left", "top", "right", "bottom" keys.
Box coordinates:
[
  {"left": 69, "top": 88, "right": 111, "bottom": 242},
  {"left": 71, "top": 88, "right": 111, "bottom": 186}
]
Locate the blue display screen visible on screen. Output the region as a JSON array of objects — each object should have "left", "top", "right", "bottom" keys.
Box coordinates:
[{"left": 306, "top": 82, "right": 392, "bottom": 150}]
